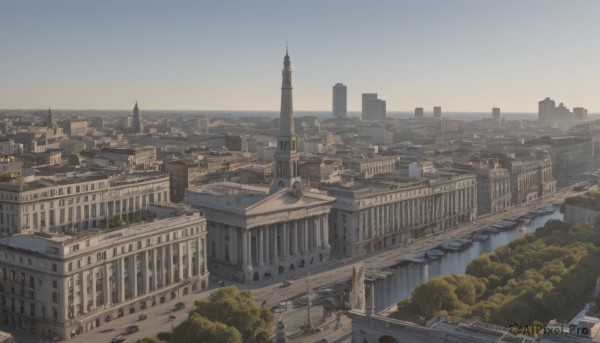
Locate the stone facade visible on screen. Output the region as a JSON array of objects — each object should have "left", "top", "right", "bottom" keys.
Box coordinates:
[
  {"left": 0, "top": 213, "right": 208, "bottom": 341},
  {"left": 0, "top": 172, "right": 169, "bottom": 235},
  {"left": 476, "top": 166, "right": 511, "bottom": 215},
  {"left": 501, "top": 151, "right": 556, "bottom": 205},
  {"left": 325, "top": 174, "right": 478, "bottom": 258}
]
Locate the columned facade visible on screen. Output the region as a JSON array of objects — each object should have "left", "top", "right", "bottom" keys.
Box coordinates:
[
  {"left": 0, "top": 213, "right": 207, "bottom": 341},
  {"left": 326, "top": 174, "right": 478, "bottom": 258}
]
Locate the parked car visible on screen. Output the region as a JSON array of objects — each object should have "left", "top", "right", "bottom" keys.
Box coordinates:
[
  {"left": 110, "top": 338, "right": 125, "bottom": 343},
  {"left": 280, "top": 281, "right": 293, "bottom": 288},
  {"left": 138, "top": 314, "right": 147, "bottom": 321},
  {"left": 175, "top": 302, "right": 186, "bottom": 310}
]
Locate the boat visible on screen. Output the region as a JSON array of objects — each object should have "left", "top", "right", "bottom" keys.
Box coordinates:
[
  {"left": 472, "top": 232, "right": 490, "bottom": 242},
  {"left": 481, "top": 226, "right": 500, "bottom": 234},
  {"left": 405, "top": 253, "right": 428, "bottom": 264},
  {"left": 439, "top": 238, "right": 473, "bottom": 252}
]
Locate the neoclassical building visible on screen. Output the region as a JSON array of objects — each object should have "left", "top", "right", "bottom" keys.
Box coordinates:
[
  {"left": 325, "top": 174, "right": 478, "bottom": 258},
  {"left": 0, "top": 171, "right": 169, "bottom": 235},
  {"left": 185, "top": 51, "right": 334, "bottom": 282},
  {"left": 0, "top": 212, "right": 208, "bottom": 341}
]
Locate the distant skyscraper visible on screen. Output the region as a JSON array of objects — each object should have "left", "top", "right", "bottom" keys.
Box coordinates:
[
  {"left": 492, "top": 107, "right": 501, "bottom": 121},
  {"left": 132, "top": 101, "right": 143, "bottom": 134},
  {"left": 433, "top": 106, "right": 442, "bottom": 118},
  {"left": 538, "top": 97, "right": 573, "bottom": 125},
  {"left": 47, "top": 107, "right": 53, "bottom": 128},
  {"left": 362, "top": 93, "right": 386, "bottom": 121},
  {"left": 573, "top": 107, "right": 588, "bottom": 120},
  {"left": 332, "top": 83, "right": 347, "bottom": 119},
  {"left": 415, "top": 107, "right": 424, "bottom": 118}
]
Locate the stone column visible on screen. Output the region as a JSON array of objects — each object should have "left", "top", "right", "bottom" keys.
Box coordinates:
[
  {"left": 242, "top": 231, "right": 248, "bottom": 267},
  {"left": 152, "top": 248, "right": 158, "bottom": 290},
  {"left": 178, "top": 243, "right": 184, "bottom": 281},
  {"left": 248, "top": 232, "right": 253, "bottom": 267},
  {"left": 228, "top": 226, "right": 235, "bottom": 263},
  {"left": 186, "top": 241, "right": 192, "bottom": 279},
  {"left": 303, "top": 220, "right": 309, "bottom": 253},
  {"left": 293, "top": 220, "right": 298, "bottom": 255},
  {"left": 323, "top": 214, "right": 330, "bottom": 248},
  {"left": 258, "top": 227, "right": 264, "bottom": 266},
  {"left": 118, "top": 258, "right": 125, "bottom": 302},
  {"left": 81, "top": 271, "right": 88, "bottom": 314},
  {"left": 91, "top": 268, "right": 96, "bottom": 308},
  {"left": 273, "top": 225, "right": 279, "bottom": 262},
  {"left": 104, "top": 264, "right": 111, "bottom": 306},
  {"left": 264, "top": 227, "right": 270, "bottom": 265},
  {"left": 142, "top": 250, "right": 148, "bottom": 294},
  {"left": 131, "top": 253, "right": 137, "bottom": 298},
  {"left": 314, "top": 216, "right": 320, "bottom": 248},
  {"left": 282, "top": 222, "right": 289, "bottom": 259}
]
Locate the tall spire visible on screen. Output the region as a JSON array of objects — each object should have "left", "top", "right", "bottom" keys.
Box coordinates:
[
  {"left": 270, "top": 49, "right": 301, "bottom": 194},
  {"left": 132, "top": 101, "right": 143, "bottom": 134},
  {"left": 47, "top": 107, "right": 53, "bottom": 129}
]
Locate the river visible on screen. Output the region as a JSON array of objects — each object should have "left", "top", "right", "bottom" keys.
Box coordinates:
[{"left": 367, "top": 208, "right": 564, "bottom": 311}]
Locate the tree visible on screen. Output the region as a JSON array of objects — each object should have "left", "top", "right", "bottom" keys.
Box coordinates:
[
  {"left": 156, "top": 332, "right": 171, "bottom": 342},
  {"left": 190, "top": 286, "right": 274, "bottom": 343},
  {"left": 135, "top": 338, "right": 163, "bottom": 343},
  {"left": 171, "top": 314, "right": 242, "bottom": 343}
]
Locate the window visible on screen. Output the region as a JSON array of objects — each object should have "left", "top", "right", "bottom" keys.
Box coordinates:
[
  {"left": 52, "top": 292, "right": 58, "bottom": 303},
  {"left": 52, "top": 264, "right": 57, "bottom": 272}
]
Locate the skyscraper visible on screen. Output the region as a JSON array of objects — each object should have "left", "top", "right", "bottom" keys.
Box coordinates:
[
  {"left": 415, "top": 107, "right": 424, "bottom": 118},
  {"left": 538, "top": 97, "right": 573, "bottom": 125},
  {"left": 132, "top": 101, "right": 143, "bottom": 134},
  {"left": 492, "top": 107, "right": 501, "bottom": 121},
  {"left": 47, "top": 107, "right": 53, "bottom": 128},
  {"left": 433, "top": 106, "right": 442, "bottom": 118},
  {"left": 332, "top": 83, "right": 347, "bottom": 119},
  {"left": 573, "top": 107, "right": 588, "bottom": 120},
  {"left": 362, "top": 93, "right": 386, "bottom": 121},
  {"left": 270, "top": 48, "right": 301, "bottom": 193}
]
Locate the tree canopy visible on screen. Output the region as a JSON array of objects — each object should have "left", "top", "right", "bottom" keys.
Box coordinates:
[
  {"left": 394, "top": 220, "right": 600, "bottom": 329},
  {"left": 170, "top": 286, "right": 274, "bottom": 343}
]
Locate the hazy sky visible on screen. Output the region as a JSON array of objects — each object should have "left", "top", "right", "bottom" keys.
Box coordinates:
[{"left": 2, "top": 1, "right": 599, "bottom": 112}]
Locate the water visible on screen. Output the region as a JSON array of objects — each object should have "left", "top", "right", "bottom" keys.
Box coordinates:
[{"left": 368, "top": 209, "right": 564, "bottom": 311}]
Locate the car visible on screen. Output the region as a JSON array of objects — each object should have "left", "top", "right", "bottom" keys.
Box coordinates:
[
  {"left": 125, "top": 325, "right": 140, "bottom": 335},
  {"left": 138, "top": 314, "right": 147, "bottom": 321},
  {"left": 280, "top": 281, "right": 293, "bottom": 288},
  {"left": 175, "top": 302, "right": 186, "bottom": 309},
  {"left": 110, "top": 338, "right": 125, "bottom": 343}
]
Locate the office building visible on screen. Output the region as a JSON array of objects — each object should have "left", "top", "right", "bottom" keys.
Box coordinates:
[
  {"left": 332, "top": 83, "right": 347, "bottom": 119},
  {"left": 433, "top": 106, "right": 442, "bottom": 118},
  {"left": 492, "top": 107, "right": 501, "bottom": 122},
  {"left": 0, "top": 212, "right": 208, "bottom": 341},
  {"left": 573, "top": 107, "right": 588, "bottom": 120},
  {"left": 415, "top": 107, "right": 424, "bottom": 118},
  {"left": 131, "top": 102, "right": 143, "bottom": 134},
  {"left": 538, "top": 97, "right": 573, "bottom": 125},
  {"left": 362, "top": 94, "right": 386, "bottom": 121}
]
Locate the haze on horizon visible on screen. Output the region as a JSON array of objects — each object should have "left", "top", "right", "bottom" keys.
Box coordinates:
[{"left": 1, "top": 0, "right": 599, "bottom": 113}]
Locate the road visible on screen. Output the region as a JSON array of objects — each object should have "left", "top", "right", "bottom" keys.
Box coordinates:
[{"left": 8, "top": 187, "right": 582, "bottom": 343}]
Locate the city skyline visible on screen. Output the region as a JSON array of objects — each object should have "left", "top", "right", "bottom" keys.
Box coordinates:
[{"left": 2, "top": 1, "right": 600, "bottom": 112}]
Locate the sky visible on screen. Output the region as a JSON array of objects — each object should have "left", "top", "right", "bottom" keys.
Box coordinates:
[{"left": 1, "top": 1, "right": 600, "bottom": 113}]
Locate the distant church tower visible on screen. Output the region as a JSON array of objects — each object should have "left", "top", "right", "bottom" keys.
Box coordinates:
[
  {"left": 132, "top": 101, "right": 143, "bottom": 134},
  {"left": 270, "top": 49, "right": 301, "bottom": 194},
  {"left": 47, "top": 107, "right": 53, "bottom": 128}
]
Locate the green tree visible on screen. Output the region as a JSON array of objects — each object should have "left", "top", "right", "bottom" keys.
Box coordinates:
[
  {"left": 135, "top": 337, "right": 163, "bottom": 343},
  {"left": 191, "top": 286, "right": 274, "bottom": 343},
  {"left": 171, "top": 314, "right": 242, "bottom": 343},
  {"left": 156, "top": 332, "right": 171, "bottom": 342}
]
